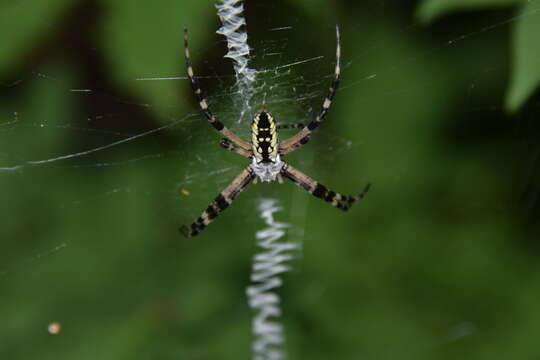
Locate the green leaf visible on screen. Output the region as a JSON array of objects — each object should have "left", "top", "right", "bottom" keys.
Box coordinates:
[
  {"left": 506, "top": 1, "right": 540, "bottom": 112},
  {"left": 0, "top": 0, "right": 76, "bottom": 75},
  {"left": 416, "top": 0, "right": 521, "bottom": 24},
  {"left": 99, "top": 0, "right": 216, "bottom": 118}
]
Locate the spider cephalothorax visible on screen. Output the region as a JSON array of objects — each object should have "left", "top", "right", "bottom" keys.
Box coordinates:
[{"left": 180, "top": 25, "right": 370, "bottom": 237}]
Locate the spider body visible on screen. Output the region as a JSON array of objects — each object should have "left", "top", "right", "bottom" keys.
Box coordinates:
[
  {"left": 180, "top": 25, "right": 370, "bottom": 237},
  {"left": 251, "top": 110, "right": 278, "bottom": 164},
  {"left": 250, "top": 109, "right": 284, "bottom": 182}
]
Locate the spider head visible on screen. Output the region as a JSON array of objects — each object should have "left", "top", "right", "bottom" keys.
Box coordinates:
[
  {"left": 251, "top": 109, "right": 279, "bottom": 164},
  {"left": 250, "top": 155, "right": 284, "bottom": 182}
]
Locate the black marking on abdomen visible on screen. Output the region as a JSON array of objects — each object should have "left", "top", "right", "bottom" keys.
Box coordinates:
[
  {"left": 257, "top": 129, "right": 273, "bottom": 162},
  {"left": 252, "top": 110, "right": 277, "bottom": 163},
  {"left": 257, "top": 112, "right": 271, "bottom": 127}
]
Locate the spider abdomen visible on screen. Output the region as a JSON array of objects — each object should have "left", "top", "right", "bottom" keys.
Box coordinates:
[{"left": 251, "top": 110, "right": 278, "bottom": 163}]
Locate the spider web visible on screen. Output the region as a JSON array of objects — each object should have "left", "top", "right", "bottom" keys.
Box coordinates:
[
  {"left": 0, "top": 20, "right": 350, "bottom": 255},
  {"left": 1, "top": 1, "right": 540, "bottom": 359}
]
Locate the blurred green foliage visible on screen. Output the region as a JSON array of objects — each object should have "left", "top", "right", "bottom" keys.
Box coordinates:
[
  {"left": 0, "top": 0, "right": 77, "bottom": 75},
  {"left": 1, "top": 1, "right": 540, "bottom": 359},
  {"left": 416, "top": 0, "right": 522, "bottom": 24},
  {"left": 418, "top": 0, "right": 540, "bottom": 110},
  {"left": 506, "top": 0, "right": 540, "bottom": 111}
]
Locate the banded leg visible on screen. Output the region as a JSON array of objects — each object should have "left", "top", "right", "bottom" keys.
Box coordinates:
[
  {"left": 276, "top": 123, "right": 305, "bottom": 130},
  {"left": 281, "top": 163, "right": 370, "bottom": 211},
  {"left": 180, "top": 167, "right": 256, "bottom": 237},
  {"left": 183, "top": 27, "right": 251, "bottom": 151},
  {"left": 280, "top": 25, "right": 341, "bottom": 155},
  {"left": 220, "top": 138, "right": 252, "bottom": 158}
]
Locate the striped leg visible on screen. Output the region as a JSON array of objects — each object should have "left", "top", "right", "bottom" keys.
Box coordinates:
[
  {"left": 281, "top": 163, "right": 370, "bottom": 211},
  {"left": 180, "top": 167, "right": 256, "bottom": 237},
  {"left": 183, "top": 27, "right": 251, "bottom": 151},
  {"left": 219, "top": 138, "right": 252, "bottom": 158},
  {"left": 279, "top": 25, "right": 341, "bottom": 155},
  {"left": 276, "top": 123, "right": 305, "bottom": 130}
]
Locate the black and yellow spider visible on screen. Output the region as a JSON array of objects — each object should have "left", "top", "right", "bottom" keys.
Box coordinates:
[{"left": 180, "top": 25, "right": 370, "bottom": 237}]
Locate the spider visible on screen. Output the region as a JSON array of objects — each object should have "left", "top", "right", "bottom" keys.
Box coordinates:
[{"left": 180, "top": 25, "right": 370, "bottom": 237}]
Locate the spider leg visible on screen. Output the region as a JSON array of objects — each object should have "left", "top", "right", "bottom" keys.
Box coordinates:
[
  {"left": 220, "top": 138, "right": 252, "bottom": 158},
  {"left": 276, "top": 123, "right": 305, "bottom": 130},
  {"left": 183, "top": 27, "right": 251, "bottom": 151},
  {"left": 279, "top": 25, "right": 341, "bottom": 155},
  {"left": 180, "top": 167, "right": 256, "bottom": 237},
  {"left": 280, "top": 163, "right": 370, "bottom": 211}
]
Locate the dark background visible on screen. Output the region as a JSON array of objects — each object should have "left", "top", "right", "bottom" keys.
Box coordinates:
[{"left": 1, "top": 0, "right": 540, "bottom": 359}]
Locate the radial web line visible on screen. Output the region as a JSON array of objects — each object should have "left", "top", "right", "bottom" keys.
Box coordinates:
[
  {"left": 246, "top": 199, "right": 297, "bottom": 360},
  {"left": 215, "top": 0, "right": 257, "bottom": 122},
  {"left": 0, "top": 114, "right": 189, "bottom": 172}
]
